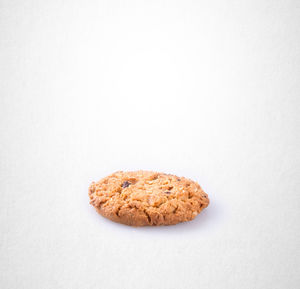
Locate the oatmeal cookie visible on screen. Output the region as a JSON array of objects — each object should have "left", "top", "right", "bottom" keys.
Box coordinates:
[{"left": 89, "top": 171, "right": 209, "bottom": 226}]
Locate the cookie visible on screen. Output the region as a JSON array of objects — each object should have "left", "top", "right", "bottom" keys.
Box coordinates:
[{"left": 88, "top": 171, "right": 209, "bottom": 226}]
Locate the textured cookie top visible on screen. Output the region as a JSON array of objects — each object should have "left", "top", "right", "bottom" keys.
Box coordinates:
[{"left": 89, "top": 171, "right": 209, "bottom": 226}]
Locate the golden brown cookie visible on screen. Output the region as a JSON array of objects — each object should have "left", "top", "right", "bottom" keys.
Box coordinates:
[{"left": 88, "top": 171, "right": 209, "bottom": 226}]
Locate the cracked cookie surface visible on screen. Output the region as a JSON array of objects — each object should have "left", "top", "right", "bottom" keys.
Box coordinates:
[{"left": 89, "top": 171, "right": 209, "bottom": 226}]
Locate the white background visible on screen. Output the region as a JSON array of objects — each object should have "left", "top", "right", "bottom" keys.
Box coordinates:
[{"left": 1, "top": 1, "right": 299, "bottom": 288}]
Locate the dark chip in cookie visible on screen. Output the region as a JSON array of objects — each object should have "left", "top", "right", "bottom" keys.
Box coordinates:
[{"left": 122, "top": 181, "right": 131, "bottom": 188}]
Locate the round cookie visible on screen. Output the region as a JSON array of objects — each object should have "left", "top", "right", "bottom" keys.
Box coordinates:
[{"left": 88, "top": 171, "right": 209, "bottom": 226}]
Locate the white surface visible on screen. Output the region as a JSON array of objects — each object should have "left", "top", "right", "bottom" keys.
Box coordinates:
[{"left": 1, "top": 1, "right": 299, "bottom": 288}]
